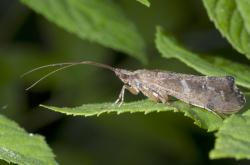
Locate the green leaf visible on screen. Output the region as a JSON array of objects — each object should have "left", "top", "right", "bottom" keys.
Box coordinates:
[
  {"left": 0, "top": 115, "right": 57, "bottom": 165},
  {"left": 21, "top": 0, "right": 146, "bottom": 63},
  {"left": 155, "top": 26, "right": 250, "bottom": 89},
  {"left": 202, "top": 0, "right": 250, "bottom": 59},
  {"left": 136, "top": 0, "right": 150, "bottom": 7},
  {"left": 41, "top": 100, "right": 223, "bottom": 132},
  {"left": 210, "top": 110, "right": 250, "bottom": 159}
]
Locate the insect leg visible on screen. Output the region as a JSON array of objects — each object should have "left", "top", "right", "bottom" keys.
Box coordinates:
[
  {"left": 113, "top": 85, "right": 140, "bottom": 107},
  {"left": 204, "top": 105, "right": 223, "bottom": 118},
  {"left": 126, "top": 85, "right": 140, "bottom": 95},
  {"left": 114, "top": 85, "right": 128, "bottom": 107},
  {"left": 140, "top": 87, "right": 168, "bottom": 103},
  {"left": 151, "top": 93, "right": 168, "bottom": 104},
  {"left": 159, "top": 95, "right": 169, "bottom": 104}
]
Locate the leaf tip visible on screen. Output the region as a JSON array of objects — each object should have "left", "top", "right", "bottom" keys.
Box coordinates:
[
  {"left": 39, "top": 104, "right": 47, "bottom": 108},
  {"left": 155, "top": 25, "right": 163, "bottom": 37},
  {"left": 136, "top": 0, "right": 151, "bottom": 7}
]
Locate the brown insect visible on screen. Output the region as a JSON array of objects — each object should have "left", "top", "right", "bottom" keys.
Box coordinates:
[{"left": 22, "top": 61, "right": 246, "bottom": 115}]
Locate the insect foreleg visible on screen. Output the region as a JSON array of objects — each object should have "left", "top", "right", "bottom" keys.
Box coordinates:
[
  {"left": 114, "top": 85, "right": 139, "bottom": 107},
  {"left": 114, "top": 85, "right": 126, "bottom": 106}
]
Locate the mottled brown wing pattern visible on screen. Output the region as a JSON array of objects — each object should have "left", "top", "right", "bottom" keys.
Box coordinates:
[{"left": 133, "top": 70, "right": 245, "bottom": 114}]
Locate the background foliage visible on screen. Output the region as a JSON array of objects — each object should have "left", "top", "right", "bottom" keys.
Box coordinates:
[{"left": 0, "top": 0, "right": 250, "bottom": 164}]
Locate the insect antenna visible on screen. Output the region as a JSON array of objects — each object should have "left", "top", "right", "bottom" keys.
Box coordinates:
[{"left": 22, "top": 61, "right": 116, "bottom": 90}]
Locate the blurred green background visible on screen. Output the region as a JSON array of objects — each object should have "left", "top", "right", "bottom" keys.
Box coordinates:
[{"left": 0, "top": 0, "right": 249, "bottom": 165}]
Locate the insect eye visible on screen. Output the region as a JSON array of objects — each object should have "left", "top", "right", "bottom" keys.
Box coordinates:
[{"left": 120, "top": 74, "right": 128, "bottom": 80}]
